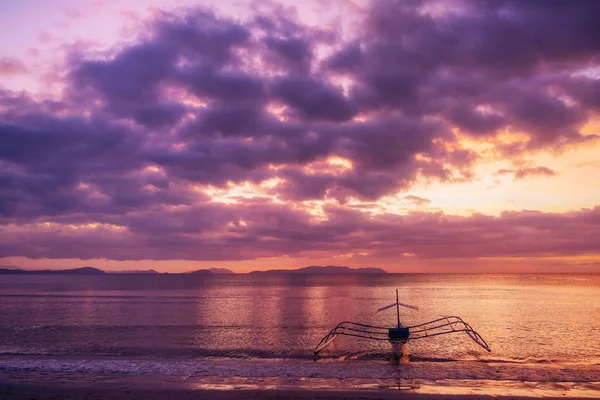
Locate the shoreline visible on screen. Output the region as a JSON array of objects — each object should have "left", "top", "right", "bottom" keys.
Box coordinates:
[
  {"left": 1, "top": 371, "right": 599, "bottom": 399},
  {"left": 3, "top": 386, "right": 594, "bottom": 400}
]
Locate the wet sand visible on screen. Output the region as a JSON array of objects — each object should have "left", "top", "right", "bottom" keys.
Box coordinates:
[
  {"left": 0, "top": 382, "right": 593, "bottom": 400},
  {"left": 1, "top": 371, "right": 599, "bottom": 400},
  {"left": 2, "top": 384, "right": 598, "bottom": 400}
]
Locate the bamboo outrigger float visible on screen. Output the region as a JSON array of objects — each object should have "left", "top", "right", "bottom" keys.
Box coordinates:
[{"left": 313, "top": 289, "right": 491, "bottom": 360}]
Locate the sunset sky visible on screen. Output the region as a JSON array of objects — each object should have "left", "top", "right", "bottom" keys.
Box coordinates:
[{"left": 1, "top": 0, "right": 599, "bottom": 273}]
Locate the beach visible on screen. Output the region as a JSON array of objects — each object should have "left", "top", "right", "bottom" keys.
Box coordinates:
[
  {"left": 2, "top": 370, "right": 599, "bottom": 399},
  {"left": 1, "top": 357, "right": 599, "bottom": 399}
]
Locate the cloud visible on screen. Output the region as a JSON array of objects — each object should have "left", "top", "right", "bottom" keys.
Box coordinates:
[
  {"left": 1, "top": 1, "right": 600, "bottom": 263},
  {"left": 1, "top": 203, "right": 599, "bottom": 261},
  {"left": 404, "top": 195, "right": 431, "bottom": 206},
  {"left": 327, "top": 0, "right": 600, "bottom": 148},
  {"left": 271, "top": 76, "right": 357, "bottom": 122},
  {"left": 496, "top": 166, "right": 556, "bottom": 180},
  {"left": 0, "top": 58, "right": 28, "bottom": 75},
  {"left": 264, "top": 36, "right": 313, "bottom": 75}
]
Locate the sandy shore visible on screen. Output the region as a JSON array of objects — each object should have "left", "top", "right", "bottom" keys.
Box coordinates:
[
  {"left": 0, "top": 382, "right": 594, "bottom": 400},
  {"left": 1, "top": 371, "right": 599, "bottom": 400}
]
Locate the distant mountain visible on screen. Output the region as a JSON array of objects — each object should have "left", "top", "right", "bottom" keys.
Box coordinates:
[
  {"left": 111, "top": 269, "right": 159, "bottom": 274},
  {"left": 207, "top": 268, "right": 234, "bottom": 274},
  {"left": 0, "top": 267, "right": 105, "bottom": 275},
  {"left": 186, "top": 269, "right": 213, "bottom": 275},
  {"left": 186, "top": 268, "right": 234, "bottom": 274},
  {"left": 184, "top": 268, "right": 234, "bottom": 275},
  {"left": 249, "top": 265, "right": 387, "bottom": 274},
  {"left": 0, "top": 267, "right": 236, "bottom": 275}
]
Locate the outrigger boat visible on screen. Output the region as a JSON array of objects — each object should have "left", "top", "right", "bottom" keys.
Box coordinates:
[{"left": 313, "top": 289, "right": 491, "bottom": 360}]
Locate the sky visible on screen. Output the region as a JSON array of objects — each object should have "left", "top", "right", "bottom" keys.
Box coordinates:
[{"left": 1, "top": 0, "right": 599, "bottom": 273}]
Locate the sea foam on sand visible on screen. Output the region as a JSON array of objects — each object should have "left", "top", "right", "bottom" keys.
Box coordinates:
[{"left": 1, "top": 357, "right": 599, "bottom": 398}]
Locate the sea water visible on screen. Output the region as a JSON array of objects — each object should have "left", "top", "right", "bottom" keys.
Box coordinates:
[{"left": 0, "top": 273, "right": 599, "bottom": 384}]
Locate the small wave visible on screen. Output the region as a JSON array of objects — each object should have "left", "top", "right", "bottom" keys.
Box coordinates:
[
  {"left": 409, "top": 355, "right": 460, "bottom": 363},
  {"left": 0, "top": 343, "right": 582, "bottom": 366},
  {"left": 0, "top": 347, "right": 52, "bottom": 356},
  {"left": 0, "top": 357, "right": 598, "bottom": 383},
  {"left": 477, "top": 357, "right": 557, "bottom": 364},
  {"left": 409, "top": 356, "right": 563, "bottom": 365}
]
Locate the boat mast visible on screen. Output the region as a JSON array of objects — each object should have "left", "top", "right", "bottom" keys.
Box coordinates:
[{"left": 396, "top": 288, "right": 400, "bottom": 328}]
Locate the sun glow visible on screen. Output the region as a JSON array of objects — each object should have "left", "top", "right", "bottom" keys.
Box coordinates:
[
  {"left": 27, "top": 222, "right": 128, "bottom": 231},
  {"left": 200, "top": 180, "right": 284, "bottom": 204},
  {"left": 303, "top": 156, "right": 354, "bottom": 176},
  {"left": 160, "top": 85, "right": 208, "bottom": 109},
  {"left": 266, "top": 102, "right": 289, "bottom": 122},
  {"left": 142, "top": 165, "right": 165, "bottom": 174}
]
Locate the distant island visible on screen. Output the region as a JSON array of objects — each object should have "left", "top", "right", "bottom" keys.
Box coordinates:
[
  {"left": 111, "top": 269, "right": 160, "bottom": 274},
  {"left": 249, "top": 266, "right": 387, "bottom": 274},
  {"left": 0, "top": 267, "right": 105, "bottom": 275},
  {"left": 0, "top": 266, "right": 385, "bottom": 275},
  {"left": 0, "top": 267, "right": 235, "bottom": 275},
  {"left": 186, "top": 268, "right": 234, "bottom": 274}
]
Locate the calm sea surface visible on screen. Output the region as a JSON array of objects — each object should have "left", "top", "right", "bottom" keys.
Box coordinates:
[{"left": 1, "top": 273, "right": 599, "bottom": 382}]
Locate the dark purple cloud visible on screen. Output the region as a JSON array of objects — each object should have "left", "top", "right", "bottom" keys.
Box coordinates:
[
  {"left": 264, "top": 36, "right": 313, "bottom": 75},
  {"left": 270, "top": 76, "right": 357, "bottom": 122},
  {"left": 327, "top": 0, "right": 599, "bottom": 146},
  {"left": 1, "top": 203, "right": 599, "bottom": 261},
  {"left": 1, "top": 1, "right": 600, "bottom": 263}
]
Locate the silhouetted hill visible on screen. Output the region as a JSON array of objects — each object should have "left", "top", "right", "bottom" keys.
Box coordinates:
[
  {"left": 249, "top": 265, "right": 387, "bottom": 274},
  {"left": 185, "top": 268, "right": 234, "bottom": 274},
  {"left": 207, "top": 268, "right": 234, "bottom": 274},
  {"left": 0, "top": 267, "right": 105, "bottom": 275},
  {"left": 186, "top": 269, "right": 213, "bottom": 275},
  {"left": 0, "top": 267, "right": 236, "bottom": 275},
  {"left": 111, "top": 269, "right": 159, "bottom": 274}
]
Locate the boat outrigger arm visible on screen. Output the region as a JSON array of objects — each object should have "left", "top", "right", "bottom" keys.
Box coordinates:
[{"left": 313, "top": 289, "right": 491, "bottom": 360}]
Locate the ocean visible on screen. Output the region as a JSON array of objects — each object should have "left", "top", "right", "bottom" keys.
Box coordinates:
[{"left": 1, "top": 273, "right": 599, "bottom": 388}]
